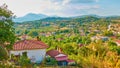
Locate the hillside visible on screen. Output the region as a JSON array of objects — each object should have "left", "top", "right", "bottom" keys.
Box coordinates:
[{"left": 13, "top": 13, "right": 47, "bottom": 22}]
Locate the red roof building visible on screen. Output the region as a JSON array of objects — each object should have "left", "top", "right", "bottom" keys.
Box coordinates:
[
  {"left": 78, "top": 44, "right": 84, "bottom": 47},
  {"left": 66, "top": 59, "right": 75, "bottom": 63},
  {"left": 55, "top": 54, "right": 68, "bottom": 61},
  {"left": 111, "top": 36, "right": 117, "bottom": 39},
  {"left": 66, "top": 59, "right": 75, "bottom": 65},
  {"left": 46, "top": 50, "right": 60, "bottom": 58},
  {"left": 46, "top": 49, "right": 76, "bottom": 66},
  {"left": 10, "top": 39, "right": 48, "bottom": 63},
  {"left": 13, "top": 40, "right": 48, "bottom": 50},
  {"left": 46, "top": 50, "right": 68, "bottom": 61},
  {"left": 116, "top": 40, "right": 120, "bottom": 46}
]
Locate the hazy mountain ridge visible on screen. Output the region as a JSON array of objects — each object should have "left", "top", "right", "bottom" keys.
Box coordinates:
[
  {"left": 13, "top": 13, "right": 47, "bottom": 22},
  {"left": 13, "top": 13, "right": 120, "bottom": 23}
]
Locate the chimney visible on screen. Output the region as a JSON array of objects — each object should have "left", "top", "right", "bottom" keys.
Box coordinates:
[{"left": 57, "top": 47, "right": 62, "bottom": 53}]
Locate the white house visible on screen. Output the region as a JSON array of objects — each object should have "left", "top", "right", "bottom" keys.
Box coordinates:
[
  {"left": 10, "top": 40, "right": 48, "bottom": 63},
  {"left": 91, "top": 36, "right": 109, "bottom": 42}
]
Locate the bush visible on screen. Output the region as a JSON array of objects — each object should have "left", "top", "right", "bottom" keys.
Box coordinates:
[
  {"left": 0, "top": 46, "right": 8, "bottom": 60},
  {"left": 18, "top": 52, "right": 31, "bottom": 67}
]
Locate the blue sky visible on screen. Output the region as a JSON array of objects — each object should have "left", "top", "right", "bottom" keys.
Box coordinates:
[{"left": 0, "top": 0, "right": 120, "bottom": 17}]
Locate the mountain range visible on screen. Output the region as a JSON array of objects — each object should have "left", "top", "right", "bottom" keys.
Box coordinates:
[
  {"left": 13, "top": 13, "right": 47, "bottom": 22},
  {"left": 13, "top": 13, "right": 120, "bottom": 23}
]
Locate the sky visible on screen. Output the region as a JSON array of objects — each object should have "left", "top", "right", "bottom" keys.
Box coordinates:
[{"left": 0, "top": 0, "right": 120, "bottom": 17}]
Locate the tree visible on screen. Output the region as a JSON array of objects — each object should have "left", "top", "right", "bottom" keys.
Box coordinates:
[
  {"left": 0, "top": 4, "right": 15, "bottom": 60},
  {"left": 28, "top": 30, "right": 39, "bottom": 37},
  {"left": 103, "top": 30, "right": 113, "bottom": 37}
]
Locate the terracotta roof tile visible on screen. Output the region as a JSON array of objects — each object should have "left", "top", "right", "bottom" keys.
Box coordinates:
[
  {"left": 46, "top": 50, "right": 60, "bottom": 58},
  {"left": 13, "top": 40, "right": 48, "bottom": 50},
  {"left": 55, "top": 56, "right": 68, "bottom": 61},
  {"left": 46, "top": 50, "right": 68, "bottom": 61},
  {"left": 116, "top": 40, "right": 120, "bottom": 44},
  {"left": 66, "top": 59, "right": 75, "bottom": 62}
]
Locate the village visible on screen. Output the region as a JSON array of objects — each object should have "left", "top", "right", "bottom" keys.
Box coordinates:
[
  {"left": 7, "top": 21, "right": 120, "bottom": 67},
  {"left": 0, "top": 1, "right": 120, "bottom": 68}
]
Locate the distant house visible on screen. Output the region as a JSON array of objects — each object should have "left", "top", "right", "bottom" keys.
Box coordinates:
[
  {"left": 94, "top": 30, "right": 100, "bottom": 34},
  {"left": 115, "top": 40, "right": 120, "bottom": 46},
  {"left": 78, "top": 44, "right": 84, "bottom": 47},
  {"left": 91, "top": 36, "right": 109, "bottom": 42},
  {"left": 46, "top": 50, "right": 75, "bottom": 66},
  {"left": 39, "top": 32, "right": 46, "bottom": 36},
  {"left": 42, "top": 22, "right": 50, "bottom": 26},
  {"left": 110, "top": 36, "right": 117, "bottom": 39},
  {"left": 91, "top": 36, "right": 100, "bottom": 41},
  {"left": 10, "top": 40, "right": 48, "bottom": 63},
  {"left": 101, "top": 37, "right": 109, "bottom": 41},
  {"left": 57, "top": 38, "right": 64, "bottom": 42}
]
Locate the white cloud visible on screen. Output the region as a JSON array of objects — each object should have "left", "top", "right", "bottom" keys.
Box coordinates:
[
  {"left": 62, "top": 0, "right": 70, "bottom": 5},
  {"left": 0, "top": 0, "right": 100, "bottom": 17},
  {"left": 74, "top": 5, "right": 100, "bottom": 10}
]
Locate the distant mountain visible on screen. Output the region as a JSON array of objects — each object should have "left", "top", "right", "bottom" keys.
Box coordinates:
[
  {"left": 71, "top": 14, "right": 101, "bottom": 19},
  {"left": 13, "top": 13, "right": 120, "bottom": 23},
  {"left": 40, "top": 17, "right": 71, "bottom": 22},
  {"left": 105, "top": 16, "right": 120, "bottom": 20},
  {"left": 13, "top": 13, "right": 47, "bottom": 22}
]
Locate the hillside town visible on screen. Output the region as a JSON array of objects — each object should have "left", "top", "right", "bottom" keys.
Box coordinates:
[{"left": 0, "top": 1, "right": 120, "bottom": 68}]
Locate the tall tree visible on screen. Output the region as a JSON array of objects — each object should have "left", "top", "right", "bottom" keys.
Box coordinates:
[{"left": 0, "top": 4, "right": 15, "bottom": 60}]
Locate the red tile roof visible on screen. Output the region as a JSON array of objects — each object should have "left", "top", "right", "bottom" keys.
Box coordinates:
[
  {"left": 116, "top": 40, "right": 120, "bottom": 44},
  {"left": 66, "top": 59, "right": 75, "bottom": 63},
  {"left": 78, "top": 44, "right": 84, "bottom": 47},
  {"left": 13, "top": 40, "right": 48, "bottom": 50},
  {"left": 55, "top": 54, "right": 68, "bottom": 61},
  {"left": 46, "top": 50, "right": 60, "bottom": 58},
  {"left": 46, "top": 50, "right": 68, "bottom": 61},
  {"left": 55, "top": 56, "right": 68, "bottom": 61},
  {"left": 111, "top": 36, "right": 117, "bottom": 39}
]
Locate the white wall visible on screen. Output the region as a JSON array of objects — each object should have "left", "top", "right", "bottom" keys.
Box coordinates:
[
  {"left": 10, "top": 49, "right": 46, "bottom": 63},
  {"left": 116, "top": 42, "right": 120, "bottom": 46}
]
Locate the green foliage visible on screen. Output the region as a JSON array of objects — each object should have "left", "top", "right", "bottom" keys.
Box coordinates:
[
  {"left": 103, "top": 30, "right": 113, "bottom": 36},
  {"left": 46, "top": 57, "right": 57, "bottom": 65},
  {"left": 28, "top": 30, "right": 39, "bottom": 37},
  {"left": 18, "top": 52, "right": 30, "bottom": 66},
  {"left": 0, "top": 46, "right": 8, "bottom": 60},
  {"left": 0, "top": 60, "right": 15, "bottom": 68},
  {"left": 13, "top": 10, "right": 120, "bottom": 68},
  {"left": 0, "top": 4, "right": 15, "bottom": 49}
]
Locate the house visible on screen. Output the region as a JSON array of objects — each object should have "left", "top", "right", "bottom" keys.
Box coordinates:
[
  {"left": 10, "top": 39, "right": 48, "bottom": 63},
  {"left": 115, "top": 40, "right": 120, "bottom": 46},
  {"left": 46, "top": 49, "right": 75, "bottom": 66},
  {"left": 46, "top": 50, "right": 68, "bottom": 66},
  {"left": 110, "top": 36, "right": 117, "bottom": 39},
  {"left": 57, "top": 38, "right": 64, "bottom": 42},
  {"left": 91, "top": 36, "right": 109, "bottom": 42},
  {"left": 78, "top": 44, "right": 84, "bottom": 47},
  {"left": 91, "top": 36, "right": 100, "bottom": 41},
  {"left": 66, "top": 59, "right": 76, "bottom": 65},
  {"left": 101, "top": 36, "right": 109, "bottom": 41}
]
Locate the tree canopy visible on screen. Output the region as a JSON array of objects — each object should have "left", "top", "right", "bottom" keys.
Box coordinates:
[
  {"left": 0, "top": 4, "right": 15, "bottom": 49},
  {"left": 0, "top": 4, "right": 15, "bottom": 60}
]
